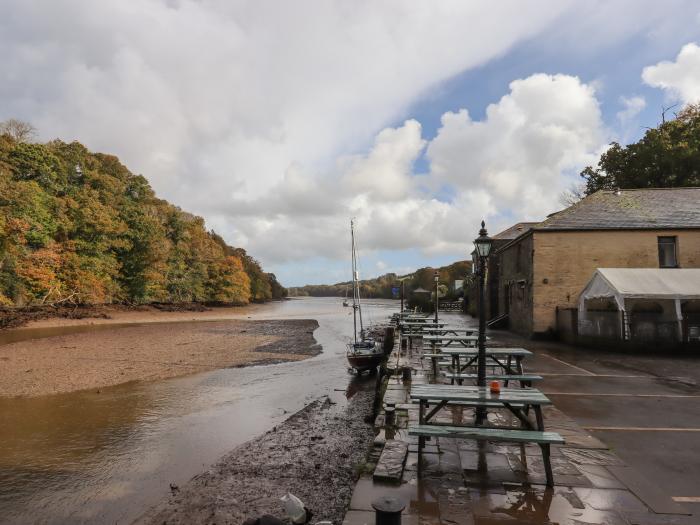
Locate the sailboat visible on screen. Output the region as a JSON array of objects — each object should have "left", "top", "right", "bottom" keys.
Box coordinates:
[
  {"left": 346, "top": 219, "right": 384, "bottom": 373},
  {"left": 342, "top": 284, "right": 350, "bottom": 307}
]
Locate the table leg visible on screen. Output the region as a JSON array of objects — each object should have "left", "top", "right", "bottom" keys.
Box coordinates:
[
  {"left": 418, "top": 400, "right": 426, "bottom": 451},
  {"left": 534, "top": 405, "right": 545, "bottom": 431},
  {"left": 540, "top": 443, "right": 554, "bottom": 486}
]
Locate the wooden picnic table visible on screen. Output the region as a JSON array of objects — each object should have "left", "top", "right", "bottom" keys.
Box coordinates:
[
  {"left": 423, "top": 334, "right": 478, "bottom": 347},
  {"left": 439, "top": 347, "right": 531, "bottom": 382},
  {"left": 423, "top": 327, "right": 477, "bottom": 336},
  {"left": 411, "top": 384, "right": 551, "bottom": 429},
  {"left": 409, "top": 383, "right": 562, "bottom": 485}
]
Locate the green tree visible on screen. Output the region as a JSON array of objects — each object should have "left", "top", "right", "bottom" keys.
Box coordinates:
[{"left": 581, "top": 104, "right": 700, "bottom": 194}]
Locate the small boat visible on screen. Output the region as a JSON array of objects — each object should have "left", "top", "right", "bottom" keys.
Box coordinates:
[
  {"left": 346, "top": 219, "right": 383, "bottom": 373},
  {"left": 342, "top": 285, "right": 350, "bottom": 307}
]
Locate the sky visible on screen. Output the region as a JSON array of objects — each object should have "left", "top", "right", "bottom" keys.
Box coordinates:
[{"left": 2, "top": 1, "right": 700, "bottom": 286}]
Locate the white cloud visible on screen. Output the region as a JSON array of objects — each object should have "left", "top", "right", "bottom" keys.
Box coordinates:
[
  {"left": 642, "top": 43, "right": 700, "bottom": 104},
  {"left": 426, "top": 74, "right": 605, "bottom": 220},
  {"left": 0, "top": 1, "right": 633, "bottom": 285},
  {"left": 231, "top": 74, "right": 607, "bottom": 273},
  {"left": 617, "top": 95, "right": 646, "bottom": 122}
]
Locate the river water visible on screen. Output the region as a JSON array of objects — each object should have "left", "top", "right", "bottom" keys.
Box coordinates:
[{"left": 0, "top": 297, "right": 411, "bottom": 524}]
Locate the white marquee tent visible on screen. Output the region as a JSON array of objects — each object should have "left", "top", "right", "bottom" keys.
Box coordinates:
[{"left": 578, "top": 268, "right": 700, "bottom": 341}]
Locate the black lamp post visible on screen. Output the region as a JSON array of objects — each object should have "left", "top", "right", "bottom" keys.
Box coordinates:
[
  {"left": 434, "top": 270, "right": 439, "bottom": 324},
  {"left": 474, "top": 220, "right": 493, "bottom": 425}
]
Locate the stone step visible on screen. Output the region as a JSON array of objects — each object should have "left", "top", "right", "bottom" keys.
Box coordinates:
[{"left": 372, "top": 439, "right": 408, "bottom": 484}]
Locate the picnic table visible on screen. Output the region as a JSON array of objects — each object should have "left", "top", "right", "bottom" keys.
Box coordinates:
[
  {"left": 423, "top": 327, "right": 477, "bottom": 337},
  {"left": 400, "top": 322, "right": 447, "bottom": 338},
  {"left": 440, "top": 347, "right": 531, "bottom": 381},
  {"left": 422, "top": 334, "right": 478, "bottom": 347},
  {"left": 409, "top": 384, "right": 563, "bottom": 485},
  {"left": 440, "top": 371, "right": 542, "bottom": 387}
]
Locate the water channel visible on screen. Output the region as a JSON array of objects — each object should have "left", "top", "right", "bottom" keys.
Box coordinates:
[{"left": 0, "top": 297, "right": 406, "bottom": 524}]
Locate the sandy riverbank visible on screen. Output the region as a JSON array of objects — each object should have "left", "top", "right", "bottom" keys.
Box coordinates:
[
  {"left": 0, "top": 302, "right": 272, "bottom": 330},
  {"left": 0, "top": 318, "right": 320, "bottom": 397}
]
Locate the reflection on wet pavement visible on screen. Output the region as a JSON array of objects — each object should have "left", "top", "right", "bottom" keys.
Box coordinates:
[{"left": 344, "top": 313, "right": 697, "bottom": 525}]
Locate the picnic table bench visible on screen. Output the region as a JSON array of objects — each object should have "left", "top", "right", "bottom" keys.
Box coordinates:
[
  {"left": 409, "top": 384, "right": 563, "bottom": 485},
  {"left": 409, "top": 425, "right": 563, "bottom": 485},
  {"left": 441, "top": 372, "right": 542, "bottom": 387}
]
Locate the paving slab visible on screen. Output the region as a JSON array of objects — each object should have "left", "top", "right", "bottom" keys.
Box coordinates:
[
  {"left": 608, "top": 465, "right": 690, "bottom": 515},
  {"left": 344, "top": 321, "right": 699, "bottom": 525}
]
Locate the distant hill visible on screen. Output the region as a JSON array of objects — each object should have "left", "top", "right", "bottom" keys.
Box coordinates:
[
  {"left": 288, "top": 260, "right": 471, "bottom": 300},
  {"left": 0, "top": 124, "right": 285, "bottom": 306}
]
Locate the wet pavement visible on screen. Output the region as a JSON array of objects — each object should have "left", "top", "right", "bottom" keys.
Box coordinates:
[
  {"left": 345, "top": 314, "right": 699, "bottom": 525},
  {"left": 0, "top": 298, "right": 397, "bottom": 525}
]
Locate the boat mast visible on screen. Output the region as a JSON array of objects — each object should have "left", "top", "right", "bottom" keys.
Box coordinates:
[
  {"left": 351, "top": 219, "right": 358, "bottom": 345},
  {"left": 351, "top": 219, "right": 365, "bottom": 343}
]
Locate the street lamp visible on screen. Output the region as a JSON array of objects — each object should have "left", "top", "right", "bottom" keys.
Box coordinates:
[
  {"left": 434, "top": 270, "right": 440, "bottom": 323},
  {"left": 474, "top": 220, "right": 493, "bottom": 425}
]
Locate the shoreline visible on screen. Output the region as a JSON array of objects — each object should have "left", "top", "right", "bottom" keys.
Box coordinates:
[
  {"left": 0, "top": 318, "right": 320, "bottom": 398},
  {"left": 136, "top": 385, "right": 376, "bottom": 525},
  {"left": 0, "top": 302, "right": 278, "bottom": 331}
]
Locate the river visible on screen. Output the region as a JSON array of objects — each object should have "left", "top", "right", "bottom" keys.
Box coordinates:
[{"left": 0, "top": 297, "right": 411, "bottom": 524}]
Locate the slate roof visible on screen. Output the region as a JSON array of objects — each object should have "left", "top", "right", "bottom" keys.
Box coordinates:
[
  {"left": 536, "top": 188, "right": 700, "bottom": 230},
  {"left": 493, "top": 222, "right": 538, "bottom": 240}
]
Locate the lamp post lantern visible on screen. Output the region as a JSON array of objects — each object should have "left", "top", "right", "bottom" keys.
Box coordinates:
[
  {"left": 434, "top": 270, "right": 440, "bottom": 323},
  {"left": 474, "top": 220, "right": 493, "bottom": 425}
]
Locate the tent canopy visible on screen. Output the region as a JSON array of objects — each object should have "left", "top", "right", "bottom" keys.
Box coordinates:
[{"left": 579, "top": 268, "right": 700, "bottom": 311}]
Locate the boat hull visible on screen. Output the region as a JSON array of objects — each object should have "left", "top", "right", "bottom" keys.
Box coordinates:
[
  {"left": 347, "top": 340, "right": 383, "bottom": 372},
  {"left": 346, "top": 352, "right": 383, "bottom": 372}
]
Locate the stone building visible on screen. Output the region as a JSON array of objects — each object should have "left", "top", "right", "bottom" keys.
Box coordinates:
[{"left": 490, "top": 188, "right": 700, "bottom": 338}]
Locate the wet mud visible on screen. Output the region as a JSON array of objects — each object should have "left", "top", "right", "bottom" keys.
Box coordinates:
[
  {"left": 0, "top": 318, "right": 321, "bottom": 397},
  {"left": 136, "top": 379, "right": 376, "bottom": 525}
]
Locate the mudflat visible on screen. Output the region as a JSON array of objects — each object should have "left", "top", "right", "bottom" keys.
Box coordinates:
[
  {"left": 136, "top": 386, "right": 375, "bottom": 525},
  {"left": 0, "top": 319, "right": 320, "bottom": 397}
]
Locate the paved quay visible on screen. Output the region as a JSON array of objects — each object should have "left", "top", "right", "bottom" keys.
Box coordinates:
[{"left": 343, "top": 319, "right": 698, "bottom": 525}]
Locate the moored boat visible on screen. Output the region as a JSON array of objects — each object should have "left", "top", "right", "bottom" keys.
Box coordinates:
[{"left": 346, "top": 219, "right": 384, "bottom": 373}]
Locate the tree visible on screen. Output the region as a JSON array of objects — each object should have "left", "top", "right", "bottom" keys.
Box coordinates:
[
  {"left": 0, "top": 119, "right": 37, "bottom": 143},
  {"left": 0, "top": 132, "right": 277, "bottom": 307},
  {"left": 581, "top": 104, "right": 700, "bottom": 194}
]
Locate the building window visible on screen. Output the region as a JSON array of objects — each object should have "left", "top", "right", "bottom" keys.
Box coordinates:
[{"left": 658, "top": 237, "right": 678, "bottom": 268}]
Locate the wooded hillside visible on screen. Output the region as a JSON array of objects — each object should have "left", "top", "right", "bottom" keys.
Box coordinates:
[
  {"left": 0, "top": 126, "right": 285, "bottom": 306},
  {"left": 289, "top": 260, "right": 471, "bottom": 300}
]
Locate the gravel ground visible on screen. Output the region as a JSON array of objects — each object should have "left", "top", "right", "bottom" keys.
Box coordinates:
[{"left": 135, "top": 385, "right": 376, "bottom": 525}]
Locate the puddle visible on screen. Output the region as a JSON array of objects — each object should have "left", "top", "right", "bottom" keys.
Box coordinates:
[{"left": 0, "top": 298, "right": 399, "bottom": 524}]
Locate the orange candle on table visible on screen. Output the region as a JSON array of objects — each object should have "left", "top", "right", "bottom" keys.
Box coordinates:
[{"left": 490, "top": 380, "right": 501, "bottom": 394}]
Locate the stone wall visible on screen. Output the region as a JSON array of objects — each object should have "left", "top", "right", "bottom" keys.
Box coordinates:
[
  {"left": 496, "top": 233, "right": 534, "bottom": 335},
  {"left": 531, "top": 229, "right": 700, "bottom": 335}
]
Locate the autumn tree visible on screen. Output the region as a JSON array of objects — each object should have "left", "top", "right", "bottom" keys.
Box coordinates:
[
  {"left": 0, "top": 132, "right": 280, "bottom": 307},
  {"left": 0, "top": 119, "right": 37, "bottom": 143}
]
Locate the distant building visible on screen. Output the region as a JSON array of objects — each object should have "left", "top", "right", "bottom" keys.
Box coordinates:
[{"left": 489, "top": 188, "right": 700, "bottom": 338}]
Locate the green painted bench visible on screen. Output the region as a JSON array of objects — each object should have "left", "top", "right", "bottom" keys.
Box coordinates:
[
  {"left": 441, "top": 372, "right": 543, "bottom": 387},
  {"left": 409, "top": 398, "right": 526, "bottom": 409},
  {"left": 408, "top": 424, "right": 564, "bottom": 486}
]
